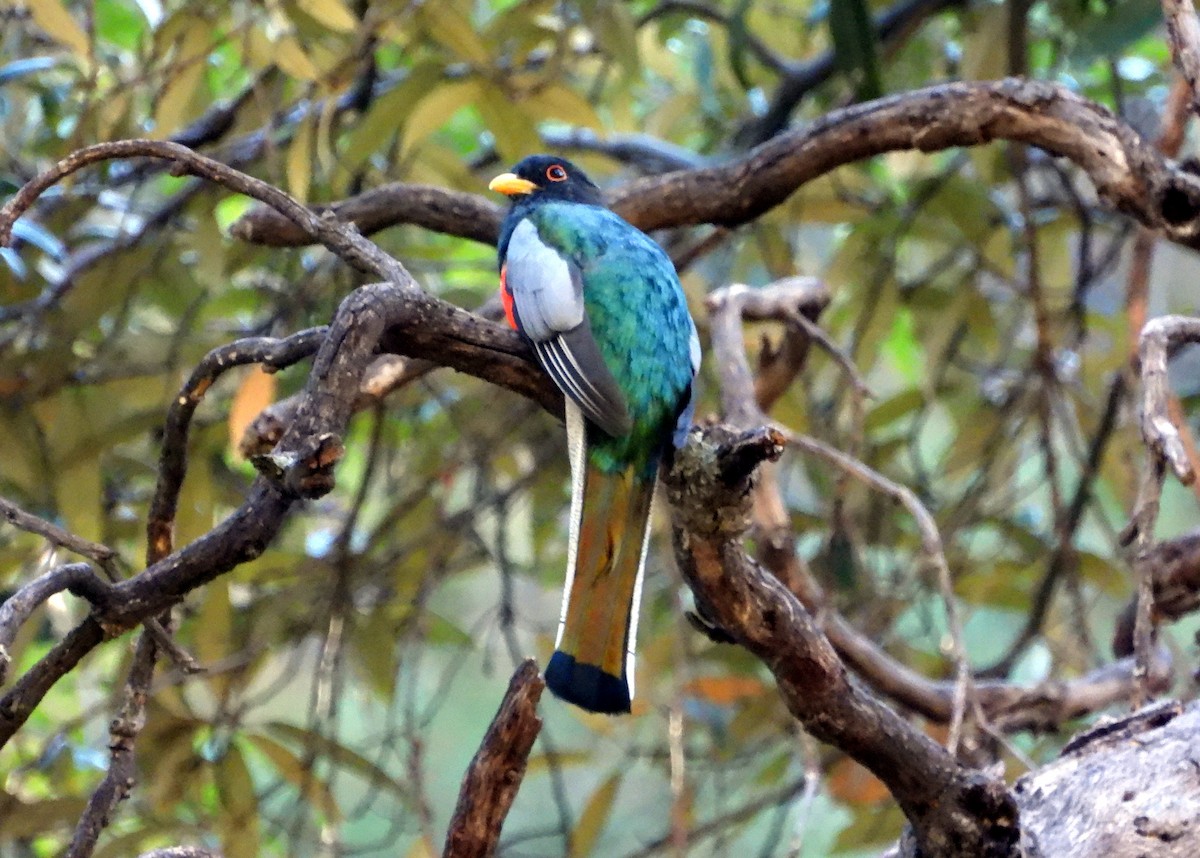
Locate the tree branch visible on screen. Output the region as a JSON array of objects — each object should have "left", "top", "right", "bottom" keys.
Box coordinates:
[
  {"left": 1162, "top": 0, "right": 1200, "bottom": 118},
  {"left": 146, "top": 328, "right": 328, "bottom": 565},
  {"left": 230, "top": 80, "right": 1200, "bottom": 260},
  {"left": 67, "top": 627, "right": 162, "bottom": 858},
  {"left": 0, "top": 563, "right": 110, "bottom": 686},
  {"left": 0, "top": 139, "right": 409, "bottom": 285},
  {"left": 665, "top": 425, "right": 1019, "bottom": 857},
  {"left": 0, "top": 496, "right": 120, "bottom": 574},
  {"left": 443, "top": 660, "right": 544, "bottom": 858},
  {"left": 737, "top": 0, "right": 967, "bottom": 145},
  {"left": 1114, "top": 530, "right": 1200, "bottom": 656}
]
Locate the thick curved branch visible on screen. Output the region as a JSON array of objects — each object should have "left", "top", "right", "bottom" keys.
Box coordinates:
[
  {"left": 239, "top": 298, "right": 510, "bottom": 456},
  {"left": 665, "top": 426, "right": 1019, "bottom": 857},
  {"left": 0, "top": 278, "right": 557, "bottom": 750},
  {"left": 231, "top": 183, "right": 505, "bottom": 248},
  {"left": 231, "top": 79, "right": 1200, "bottom": 254},
  {"left": 615, "top": 78, "right": 1200, "bottom": 239}
]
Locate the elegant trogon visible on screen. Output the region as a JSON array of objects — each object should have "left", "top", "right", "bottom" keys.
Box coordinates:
[{"left": 489, "top": 155, "right": 700, "bottom": 715}]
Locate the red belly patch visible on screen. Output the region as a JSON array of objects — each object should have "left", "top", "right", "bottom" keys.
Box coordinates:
[{"left": 500, "top": 264, "right": 518, "bottom": 330}]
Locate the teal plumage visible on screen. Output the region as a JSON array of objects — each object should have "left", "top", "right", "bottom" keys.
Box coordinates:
[
  {"left": 522, "top": 202, "right": 695, "bottom": 475},
  {"left": 491, "top": 156, "right": 699, "bottom": 714}
]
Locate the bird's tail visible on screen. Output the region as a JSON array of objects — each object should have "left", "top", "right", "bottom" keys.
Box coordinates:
[{"left": 545, "top": 408, "right": 656, "bottom": 714}]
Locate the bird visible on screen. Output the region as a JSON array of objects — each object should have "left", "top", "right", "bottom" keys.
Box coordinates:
[{"left": 489, "top": 155, "right": 700, "bottom": 714}]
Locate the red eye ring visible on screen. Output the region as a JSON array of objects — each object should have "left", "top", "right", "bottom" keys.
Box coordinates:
[{"left": 546, "top": 164, "right": 568, "bottom": 182}]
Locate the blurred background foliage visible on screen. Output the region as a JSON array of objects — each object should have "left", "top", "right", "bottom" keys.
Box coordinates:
[{"left": 0, "top": 0, "right": 1197, "bottom": 855}]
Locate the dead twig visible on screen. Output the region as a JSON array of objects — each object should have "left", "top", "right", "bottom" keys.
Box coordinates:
[
  {"left": 0, "top": 563, "right": 111, "bottom": 686},
  {"left": 443, "top": 660, "right": 544, "bottom": 858}
]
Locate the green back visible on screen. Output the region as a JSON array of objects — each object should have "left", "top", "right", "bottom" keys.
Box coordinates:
[{"left": 530, "top": 203, "right": 695, "bottom": 475}]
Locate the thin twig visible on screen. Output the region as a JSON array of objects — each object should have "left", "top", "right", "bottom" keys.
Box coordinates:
[
  {"left": 0, "top": 139, "right": 409, "bottom": 285},
  {"left": 0, "top": 564, "right": 110, "bottom": 686},
  {"left": 0, "top": 497, "right": 197, "bottom": 673},
  {"left": 1121, "top": 315, "right": 1200, "bottom": 703},
  {"left": 706, "top": 279, "right": 973, "bottom": 749},
  {"left": 67, "top": 627, "right": 163, "bottom": 858},
  {"left": 0, "top": 496, "right": 119, "bottom": 574},
  {"left": 146, "top": 328, "right": 328, "bottom": 565},
  {"left": 786, "top": 431, "right": 976, "bottom": 752},
  {"left": 782, "top": 307, "right": 872, "bottom": 400}
]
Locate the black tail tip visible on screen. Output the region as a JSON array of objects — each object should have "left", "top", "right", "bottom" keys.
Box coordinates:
[{"left": 545, "top": 651, "right": 631, "bottom": 715}]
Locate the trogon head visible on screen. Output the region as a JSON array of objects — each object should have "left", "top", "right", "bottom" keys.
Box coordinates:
[{"left": 489, "top": 155, "right": 603, "bottom": 207}]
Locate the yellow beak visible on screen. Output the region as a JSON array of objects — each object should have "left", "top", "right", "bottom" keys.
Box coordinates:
[{"left": 488, "top": 173, "right": 538, "bottom": 196}]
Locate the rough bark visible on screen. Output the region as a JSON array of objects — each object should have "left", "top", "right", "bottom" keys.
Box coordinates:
[
  {"left": 1014, "top": 701, "right": 1200, "bottom": 857},
  {"left": 232, "top": 79, "right": 1200, "bottom": 253},
  {"left": 443, "top": 661, "right": 544, "bottom": 858}
]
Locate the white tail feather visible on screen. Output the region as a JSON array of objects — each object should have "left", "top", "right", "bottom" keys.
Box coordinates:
[
  {"left": 557, "top": 402, "right": 587, "bottom": 648},
  {"left": 625, "top": 487, "right": 655, "bottom": 699}
]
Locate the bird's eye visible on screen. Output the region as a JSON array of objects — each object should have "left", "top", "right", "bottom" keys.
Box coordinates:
[{"left": 546, "top": 164, "right": 568, "bottom": 182}]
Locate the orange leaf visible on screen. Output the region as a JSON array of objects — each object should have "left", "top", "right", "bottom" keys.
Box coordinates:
[
  {"left": 827, "top": 758, "right": 891, "bottom": 805},
  {"left": 683, "top": 675, "right": 767, "bottom": 705},
  {"left": 228, "top": 366, "right": 277, "bottom": 454}
]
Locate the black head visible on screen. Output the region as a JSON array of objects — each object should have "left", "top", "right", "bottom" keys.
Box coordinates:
[{"left": 488, "top": 155, "right": 602, "bottom": 206}]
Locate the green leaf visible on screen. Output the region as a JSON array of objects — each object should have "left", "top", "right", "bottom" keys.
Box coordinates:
[
  {"left": 1070, "top": 0, "right": 1161, "bottom": 61},
  {"left": 399, "top": 80, "right": 483, "bottom": 159},
  {"left": 569, "top": 772, "right": 621, "bottom": 857},
  {"left": 725, "top": 0, "right": 755, "bottom": 89},
  {"left": 288, "top": 112, "right": 315, "bottom": 203},
  {"left": 827, "top": 0, "right": 882, "bottom": 101},
  {"left": 294, "top": 0, "right": 359, "bottom": 33},
  {"left": 865, "top": 388, "right": 923, "bottom": 433},
  {"left": 585, "top": 2, "right": 638, "bottom": 80},
  {"left": 244, "top": 733, "right": 342, "bottom": 820},
  {"left": 0, "top": 794, "right": 87, "bottom": 837},
  {"left": 214, "top": 195, "right": 257, "bottom": 233},
  {"left": 215, "top": 744, "right": 260, "bottom": 858},
  {"left": 477, "top": 81, "right": 541, "bottom": 164},
  {"left": 196, "top": 579, "right": 234, "bottom": 702},
  {"left": 524, "top": 85, "right": 602, "bottom": 130},
  {"left": 342, "top": 61, "right": 446, "bottom": 167},
  {"left": 26, "top": 0, "right": 90, "bottom": 58},
  {"left": 265, "top": 722, "right": 412, "bottom": 804},
  {"left": 153, "top": 24, "right": 209, "bottom": 137},
  {"left": 419, "top": 2, "right": 490, "bottom": 65}
]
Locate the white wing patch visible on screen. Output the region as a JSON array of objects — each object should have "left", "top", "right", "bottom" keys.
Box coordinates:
[
  {"left": 506, "top": 219, "right": 583, "bottom": 341},
  {"left": 507, "top": 217, "right": 632, "bottom": 437}
]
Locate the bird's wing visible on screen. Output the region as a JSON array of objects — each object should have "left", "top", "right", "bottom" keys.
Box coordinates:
[{"left": 504, "top": 217, "right": 632, "bottom": 437}]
